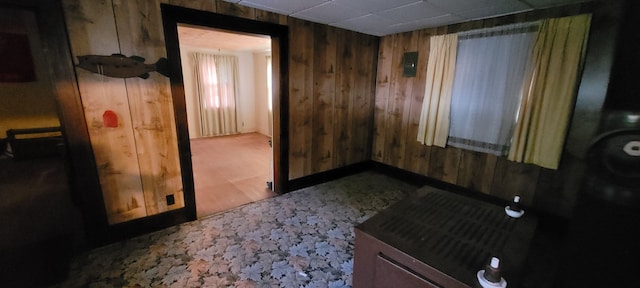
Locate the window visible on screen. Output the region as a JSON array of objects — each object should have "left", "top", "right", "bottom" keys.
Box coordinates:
[
  {"left": 447, "top": 23, "right": 538, "bottom": 156},
  {"left": 193, "top": 53, "right": 239, "bottom": 136},
  {"left": 417, "top": 14, "right": 592, "bottom": 169}
]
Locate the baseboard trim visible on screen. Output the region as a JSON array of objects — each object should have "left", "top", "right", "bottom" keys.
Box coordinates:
[{"left": 287, "top": 161, "right": 373, "bottom": 192}]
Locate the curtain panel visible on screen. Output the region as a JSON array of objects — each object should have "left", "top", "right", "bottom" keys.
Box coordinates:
[
  {"left": 417, "top": 33, "right": 458, "bottom": 147},
  {"left": 194, "top": 53, "right": 239, "bottom": 137},
  {"left": 508, "top": 14, "right": 592, "bottom": 169}
]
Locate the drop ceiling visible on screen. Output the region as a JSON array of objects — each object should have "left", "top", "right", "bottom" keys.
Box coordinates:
[
  {"left": 177, "top": 0, "right": 591, "bottom": 51},
  {"left": 223, "top": 0, "right": 591, "bottom": 36}
]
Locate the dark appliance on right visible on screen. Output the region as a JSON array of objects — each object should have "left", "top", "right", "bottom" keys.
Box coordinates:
[
  {"left": 556, "top": 0, "right": 640, "bottom": 286},
  {"left": 556, "top": 110, "right": 639, "bottom": 288}
]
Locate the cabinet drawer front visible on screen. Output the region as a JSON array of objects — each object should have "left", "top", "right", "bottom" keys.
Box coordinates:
[{"left": 374, "top": 254, "right": 441, "bottom": 288}]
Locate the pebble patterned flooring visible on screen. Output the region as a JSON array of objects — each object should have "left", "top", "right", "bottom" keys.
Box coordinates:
[{"left": 53, "top": 171, "right": 417, "bottom": 288}]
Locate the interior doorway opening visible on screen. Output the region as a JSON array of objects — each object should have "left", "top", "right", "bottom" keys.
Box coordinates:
[
  {"left": 161, "top": 4, "right": 289, "bottom": 223},
  {"left": 177, "top": 25, "right": 276, "bottom": 218}
]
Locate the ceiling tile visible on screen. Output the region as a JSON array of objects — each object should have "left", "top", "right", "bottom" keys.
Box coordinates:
[
  {"left": 239, "top": 0, "right": 328, "bottom": 14},
  {"left": 232, "top": 0, "right": 588, "bottom": 37},
  {"left": 524, "top": 0, "right": 589, "bottom": 9},
  {"left": 456, "top": 0, "right": 532, "bottom": 20},
  {"left": 332, "top": 14, "right": 398, "bottom": 36},
  {"left": 332, "top": 0, "right": 421, "bottom": 14},
  {"left": 292, "top": 2, "right": 369, "bottom": 24},
  {"left": 376, "top": 1, "right": 448, "bottom": 23},
  {"left": 427, "top": 0, "right": 507, "bottom": 12},
  {"left": 392, "top": 14, "right": 466, "bottom": 31},
  {"left": 237, "top": 1, "right": 291, "bottom": 15}
]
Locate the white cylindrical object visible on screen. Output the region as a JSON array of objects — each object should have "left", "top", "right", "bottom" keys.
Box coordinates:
[
  {"left": 513, "top": 196, "right": 520, "bottom": 203},
  {"left": 490, "top": 257, "right": 500, "bottom": 269}
]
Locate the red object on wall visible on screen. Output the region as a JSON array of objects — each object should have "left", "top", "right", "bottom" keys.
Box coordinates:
[{"left": 103, "top": 110, "right": 118, "bottom": 128}]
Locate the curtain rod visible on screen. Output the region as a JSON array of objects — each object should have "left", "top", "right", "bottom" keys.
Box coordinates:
[{"left": 458, "top": 21, "right": 540, "bottom": 40}]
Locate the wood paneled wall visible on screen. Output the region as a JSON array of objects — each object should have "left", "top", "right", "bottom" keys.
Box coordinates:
[
  {"left": 372, "top": 3, "right": 599, "bottom": 217},
  {"left": 61, "top": 0, "right": 378, "bottom": 223},
  {"left": 288, "top": 19, "right": 378, "bottom": 179},
  {"left": 63, "top": 0, "right": 186, "bottom": 224},
  {"left": 165, "top": 0, "right": 378, "bottom": 180}
]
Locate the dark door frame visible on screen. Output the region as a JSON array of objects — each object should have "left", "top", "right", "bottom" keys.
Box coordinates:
[{"left": 160, "top": 4, "right": 290, "bottom": 220}]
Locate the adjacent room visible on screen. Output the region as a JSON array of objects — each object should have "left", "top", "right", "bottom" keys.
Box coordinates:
[{"left": 177, "top": 25, "right": 277, "bottom": 218}]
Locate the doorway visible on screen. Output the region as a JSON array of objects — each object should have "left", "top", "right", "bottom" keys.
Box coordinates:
[
  {"left": 161, "top": 4, "right": 290, "bottom": 221},
  {"left": 176, "top": 26, "right": 277, "bottom": 217}
]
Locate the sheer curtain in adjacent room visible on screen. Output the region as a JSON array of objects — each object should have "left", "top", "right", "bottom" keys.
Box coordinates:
[{"left": 194, "top": 53, "right": 239, "bottom": 137}]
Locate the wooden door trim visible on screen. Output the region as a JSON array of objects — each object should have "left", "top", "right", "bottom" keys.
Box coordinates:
[{"left": 160, "top": 4, "right": 290, "bottom": 220}]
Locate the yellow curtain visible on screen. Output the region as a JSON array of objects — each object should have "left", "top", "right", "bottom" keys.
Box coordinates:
[
  {"left": 417, "top": 33, "right": 458, "bottom": 147},
  {"left": 508, "top": 14, "right": 591, "bottom": 169}
]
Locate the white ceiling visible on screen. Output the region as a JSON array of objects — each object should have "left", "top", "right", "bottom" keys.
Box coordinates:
[
  {"left": 178, "top": 0, "right": 590, "bottom": 51},
  {"left": 178, "top": 25, "right": 272, "bottom": 51},
  {"left": 223, "top": 0, "right": 591, "bottom": 36}
]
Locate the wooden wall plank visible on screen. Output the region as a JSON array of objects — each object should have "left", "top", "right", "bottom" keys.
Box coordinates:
[
  {"left": 255, "top": 9, "right": 287, "bottom": 25},
  {"left": 428, "top": 146, "right": 461, "bottom": 184},
  {"left": 113, "top": 0, "right": 184, "bottom": 215},
  {"left": 215, "top": 0, "right": 255, "bottom": 20},
  {"left": 334, "top": 28, "right": 355, "bottom": 167},
  {"left": 534, "top": 155, "right": 585, "bottom": 217},
  {"left": 348, "top": 32, "right": 373, "bottom": 164},
  {"left": 345, "top": 31, "right": 364, "bottom": 165},
  {"left": 383, "top": 31, "right": 419, "bottom": 168},
  {"left": 311, "top": 24, "right": 336, "bottom": 173},
  {"left": 456, "top": 150, "right": 498, "bottom": 194},
  {"left": 371, "top": 35, "right": 394, "bottom": 162},
  {"left": 357, "top": 33, "right": 379, "bottom": 162},
  {"left": 63, "top": 0, "right": 147, "bottom": 224},
  {"left": 288, "top": 18, "right": 314, "bottom": 179},
  {"left": 404, "top": 28, "right": 435, "bottom": 174},
  {"left": 491, "top": 158, "right": 540, "bottom": 206}
]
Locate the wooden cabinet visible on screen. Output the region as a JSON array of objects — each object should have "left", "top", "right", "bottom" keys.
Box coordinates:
[{"left": 353, "top": 186, "right": 537, "bottom": 288}]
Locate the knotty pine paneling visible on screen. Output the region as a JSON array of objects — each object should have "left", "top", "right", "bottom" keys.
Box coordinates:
[
  {"left": 351, "top": 32, "right": 377, "bottom": 164},
  {"left": 289, "top": 20, "right": 379, "bottom": 178},
  {"left": 62, "top": 0, "right": 380, "bottom": 224},
  {"left": 288, "top": 18, "right": 315, "bottom": 179},
  {"left": 333, "top": 29, "right": 355, "bottom": 168},
  {"left": 311, "top": 24, "right": 337, "bottom": 173},
  {"left": 112, "top": 0, "right": 184, "bottom": 215},
  {"left": 383, "top": 31, "right": 419, "bottom": 168},
  {"left": 456, "top": 150, "right": 498, "bottom": 195},
  {"left": 255, "top": 9, "right": 288, "bottom": 25},
  {"left": 371, "top": 36, "right": 394, "bottom": 162},
  {"left": 372, "top": 2, "right": 596, "bottom": 216},
  {"left": 63, "top": 0, "right": 148, "bottom": 224},
  {"left": 403, "top": 28, "right": 436, "bottom": 175},
  {"left": 215, "top": 0, "right": 255, "bottom": 20}
]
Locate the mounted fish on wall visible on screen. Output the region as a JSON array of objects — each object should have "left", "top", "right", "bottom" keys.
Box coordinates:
[{"left": 76, "top": 54, "right": 169, "bottom": 79}]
